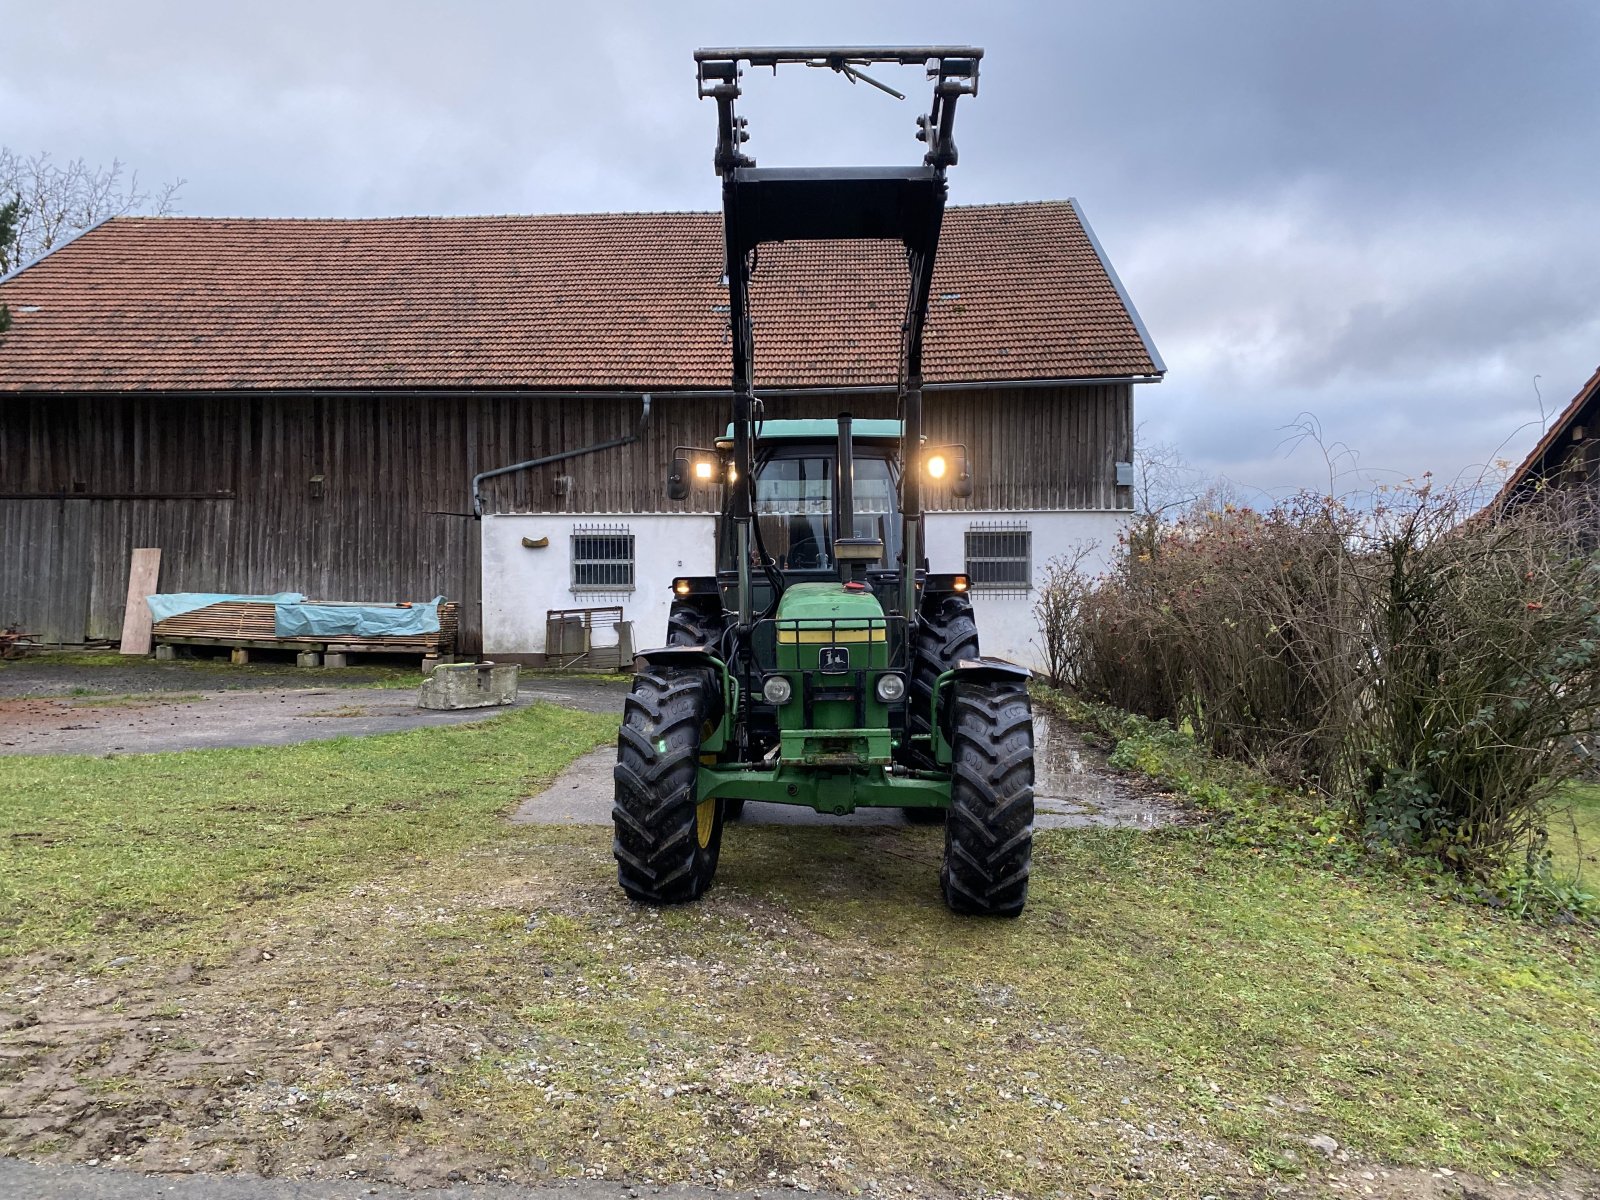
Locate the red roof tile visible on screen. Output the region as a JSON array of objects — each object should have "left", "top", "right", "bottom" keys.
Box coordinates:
[{"left": 0, "top": 202, "right": 1161, "bottom": 393}]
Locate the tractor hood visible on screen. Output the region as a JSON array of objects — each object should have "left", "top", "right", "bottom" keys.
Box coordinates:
[{"left": 775, "top": 581, "right": 886, "bottom": 629}]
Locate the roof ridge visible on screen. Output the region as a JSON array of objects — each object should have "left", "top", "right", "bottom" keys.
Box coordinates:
[{"left": 98, "top": 199, "right": 1080, "bottom": 226}]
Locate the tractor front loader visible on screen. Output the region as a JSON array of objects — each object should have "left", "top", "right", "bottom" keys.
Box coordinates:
[{"left": 612, "top": 47, "right": 1035, "bottom": 917}]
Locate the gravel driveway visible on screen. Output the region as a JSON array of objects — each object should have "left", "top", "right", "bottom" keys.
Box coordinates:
[{"left": 0, "top": 658, "right": 628, "bottom": 756}]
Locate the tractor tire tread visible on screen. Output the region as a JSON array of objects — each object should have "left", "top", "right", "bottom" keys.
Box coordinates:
[
  {"left": 940, "top": 680, "right": 1034, "bottom": 917},
  {"left": 904, "top": 594, "right": 979, "bottom": 771},
  {"left": 612, "top": 666, "right": 722, "bottom": 905}
]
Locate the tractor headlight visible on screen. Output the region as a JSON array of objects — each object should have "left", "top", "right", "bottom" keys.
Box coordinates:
[
  {"left": 875, "top": 673, "right": 906, "bottom": 703},
  {"left": 926, "top": 452, "right": 948, "bottom": 479},
  {"left": 763, "top": 675, "right": 793, "bottom": 705}
]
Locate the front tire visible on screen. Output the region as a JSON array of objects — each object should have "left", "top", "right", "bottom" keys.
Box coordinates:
[
  {"left": 941, "top": 681, "right": 1034, "bottom": 918},
  {"left": 612, "top": 667, "right": 723, "bottom": 905}
]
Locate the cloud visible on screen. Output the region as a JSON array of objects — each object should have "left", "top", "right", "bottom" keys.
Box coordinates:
[{"left": 1, "top": 0, "right": 1596, "bottom": 500}]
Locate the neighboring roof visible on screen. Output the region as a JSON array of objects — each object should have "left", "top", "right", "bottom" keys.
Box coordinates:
[
  {"left": 1493, "top": 363, "right": 1600, "bottom": 510},
  {"left": 0, "top": 202, "right": 1162, "bottom": 393}
]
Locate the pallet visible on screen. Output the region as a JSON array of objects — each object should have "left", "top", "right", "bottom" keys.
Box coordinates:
[{"left": 152, "top": 599, "right": 459, "bottom": 662}]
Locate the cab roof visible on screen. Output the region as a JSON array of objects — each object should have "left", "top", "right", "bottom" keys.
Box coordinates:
[{"left": 717, "top": 418, "right": 904, "bottom": 448}]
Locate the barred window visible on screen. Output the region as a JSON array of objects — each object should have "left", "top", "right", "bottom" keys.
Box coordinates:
[
  {"left": 964, "top": 525, "right": 1031, "bottom": 593},
  {"left": 571, "top": 525, "right": 634, "bottom": 592}
]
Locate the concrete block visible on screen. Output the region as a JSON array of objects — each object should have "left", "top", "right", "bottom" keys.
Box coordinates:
[
  {"left": 323, "top": 652, "right": 349, "bottom": 669},
  {"left": 296, "top": 651, "right": 322, "bottom": 668},
  {"left": 421, "top": 654, "right": 458, "bottom": 677},
  {"left": 154, "top": 644, "right": 176, "bottom": 661},
  {"left": 418, "top": 662, "right": 519, "bottom": 710},
  {"left": 230, "top": 647, "right": 250, "bottom": 665}
]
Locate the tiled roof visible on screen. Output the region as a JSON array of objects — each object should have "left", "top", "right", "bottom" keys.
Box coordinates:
[
  {"left": 0, "top": 202, "right": 1162, "bottom": 393},
  {"left": 1492, "top": 362, "right": 1600, "bottom": 511}
]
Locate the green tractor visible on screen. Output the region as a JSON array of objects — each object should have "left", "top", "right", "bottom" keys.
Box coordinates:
[{"left": 613, "top": 46, "right": 1035, "bottom": 917}]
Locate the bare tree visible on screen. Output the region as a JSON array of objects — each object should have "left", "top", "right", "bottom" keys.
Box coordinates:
[
  {"left": 1128, "top": 425, "right": 1205, "bottom": 557},
  {"left": 0, "top": 148, "right": 184, "bottom": 275},
  {"left": 0, "top": 194, "right": 17, "bottom": 332},
  {"left": 1131, "top": 425, "right": 1203, "bottom": 524}
]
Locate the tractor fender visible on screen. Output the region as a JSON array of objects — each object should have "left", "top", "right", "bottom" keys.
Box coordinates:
[
  {"left": 929, "top": 658, "right": 1034, "bottom": 764},
  {"left": 949, "top": 657, "right": 1033, "bottom": 685},
  {"left": 635, "top": 644, "right": 723, "bottom": 671}
]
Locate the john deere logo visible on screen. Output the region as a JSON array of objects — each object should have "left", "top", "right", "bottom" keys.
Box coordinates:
[{"left": 819, "top": 646, "right": 850, "bottom": 674}]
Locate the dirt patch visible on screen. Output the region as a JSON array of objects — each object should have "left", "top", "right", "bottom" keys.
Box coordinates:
[{"left": 2, "top": 860, "right": 1594, "bottom": 1200}]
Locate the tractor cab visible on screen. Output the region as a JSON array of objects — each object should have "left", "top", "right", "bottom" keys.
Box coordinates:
[{"left": 714, "top": 419, "right": 905, "bottom": 604}]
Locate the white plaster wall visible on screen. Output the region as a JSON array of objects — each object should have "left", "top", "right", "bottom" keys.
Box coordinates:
[
  {"left": 925, "top": 510, "right": 1128, "bottom": 671},
  {"left": 482, "top": 514, "right": 717, "bottom": 656},
  {"left": 483, "top": 509, "right": 1128, "bottom": 669}
]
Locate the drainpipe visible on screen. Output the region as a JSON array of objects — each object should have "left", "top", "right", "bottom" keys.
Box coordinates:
[{"left": 471, "top": 394, "right": 652, "bottom": 518}]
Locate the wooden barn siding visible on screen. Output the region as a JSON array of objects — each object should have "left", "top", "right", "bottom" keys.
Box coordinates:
[{"left": 0, "top": 384, "right": 1130, "bottom": 645}]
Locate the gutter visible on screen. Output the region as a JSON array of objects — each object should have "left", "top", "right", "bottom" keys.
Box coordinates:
[
  {"left": 1068, "top": 198, "right": 1167, "bottom": 378},
  {"left": 471, "top": 393, "right": 652, "bottom": 518},
  {"left": 0, "top": 376, "right": 1161, "bottom": 403}
]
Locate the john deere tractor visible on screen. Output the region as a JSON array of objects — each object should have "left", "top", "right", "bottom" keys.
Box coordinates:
[{"left": 612, "top": 47, "right": 1035, "bottom": 917}]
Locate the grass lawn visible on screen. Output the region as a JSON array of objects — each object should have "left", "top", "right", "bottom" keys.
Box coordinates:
[
  {"left": 1550, "top": 783, "right": 1600, "bottom": 886},
  {"left": 0, "top": 701, "right": 618, "bottom": 954},
  {"left": 1, "top": 701, "right": 1597, "bottom": 1197}
]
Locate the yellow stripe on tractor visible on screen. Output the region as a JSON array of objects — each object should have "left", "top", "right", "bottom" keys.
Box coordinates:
[{"left": 776, "top": 628, "right": 888, "bottom": 644}]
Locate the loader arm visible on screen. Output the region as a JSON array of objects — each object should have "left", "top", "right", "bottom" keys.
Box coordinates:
[{"left": 693, "top": 46, "right": 982, "bottom": 627}]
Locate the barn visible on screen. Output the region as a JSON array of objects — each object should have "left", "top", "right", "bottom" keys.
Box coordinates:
[
  {"left": 0, "top": 201, "right": 1163, "bottom": 667},
  {"left": 1495, "top": 363, "right": 1600, "bottom": 511}
]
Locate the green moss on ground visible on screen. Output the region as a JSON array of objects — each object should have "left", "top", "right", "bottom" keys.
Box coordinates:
[
  {"left": 415, "top": 822, "right": 1597, "bottom": 1194},
  {"left": 1551, "top": 783, "right": 1600, "bottom": 887},
  {"left": 0, "top": 702, "right": 617, "bottom": 954}
]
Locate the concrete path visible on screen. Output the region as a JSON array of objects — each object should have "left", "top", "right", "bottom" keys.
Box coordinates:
[{"left": 514, "top": 709, "right": 1179, "bottom": 830}]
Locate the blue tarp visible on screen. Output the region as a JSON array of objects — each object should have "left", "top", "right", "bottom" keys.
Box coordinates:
[
  {"left": 273, "top": 597, "right": 444, "bottom": 639},
  {"left": 147, "top": 592, "right": 306, "bottom": 623}
]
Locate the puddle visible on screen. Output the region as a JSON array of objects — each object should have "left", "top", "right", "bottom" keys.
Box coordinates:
[{"left": 1032, "top": 708, "right": 1181, "bottom": 830}]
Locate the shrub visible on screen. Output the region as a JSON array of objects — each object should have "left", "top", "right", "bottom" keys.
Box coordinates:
[{"left": 1057, "top": 482, "right": 1600, "bottom": 880}]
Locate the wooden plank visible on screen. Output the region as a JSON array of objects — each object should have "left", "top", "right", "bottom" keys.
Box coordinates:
[{"left": 119, "top": 547, "right": 162, "bottom": 655}]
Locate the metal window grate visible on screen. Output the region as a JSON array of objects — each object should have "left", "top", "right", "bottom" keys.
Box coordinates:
[
  {"left": 571, "top": 524, "right": 635, "bottom": 592},
  {"left": 964, "top": 523, "right": 1032, "bottom": 594}
]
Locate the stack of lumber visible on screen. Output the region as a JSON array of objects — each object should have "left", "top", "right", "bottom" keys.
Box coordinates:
[{"left": 152, "top": 600, "right": 459, "bottom": 657}]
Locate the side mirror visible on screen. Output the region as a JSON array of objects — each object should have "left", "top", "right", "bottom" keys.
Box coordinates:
[
  {"left": 951, "top": 468, "right": 973, "bottom": 500},
  {"left": 667, "top": 456, "right": 691, "bottom": 501}
]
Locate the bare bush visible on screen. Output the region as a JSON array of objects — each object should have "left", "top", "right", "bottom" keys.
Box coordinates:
[
  {"left": 1031, "top": 545, "right": 1099, "bottom": 689},
  {"left": 1065, "top": 481, "right": 1600, "bottom": 878}
]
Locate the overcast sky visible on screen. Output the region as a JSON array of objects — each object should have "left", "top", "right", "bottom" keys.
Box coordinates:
[{"left": 5, "top": 0, "right": 1597, "bottom": 500}]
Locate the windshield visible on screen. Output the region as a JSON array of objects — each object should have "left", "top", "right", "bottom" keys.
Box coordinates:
[{"left": 718, "top": 450, "right": 901, "bottom": 574}]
